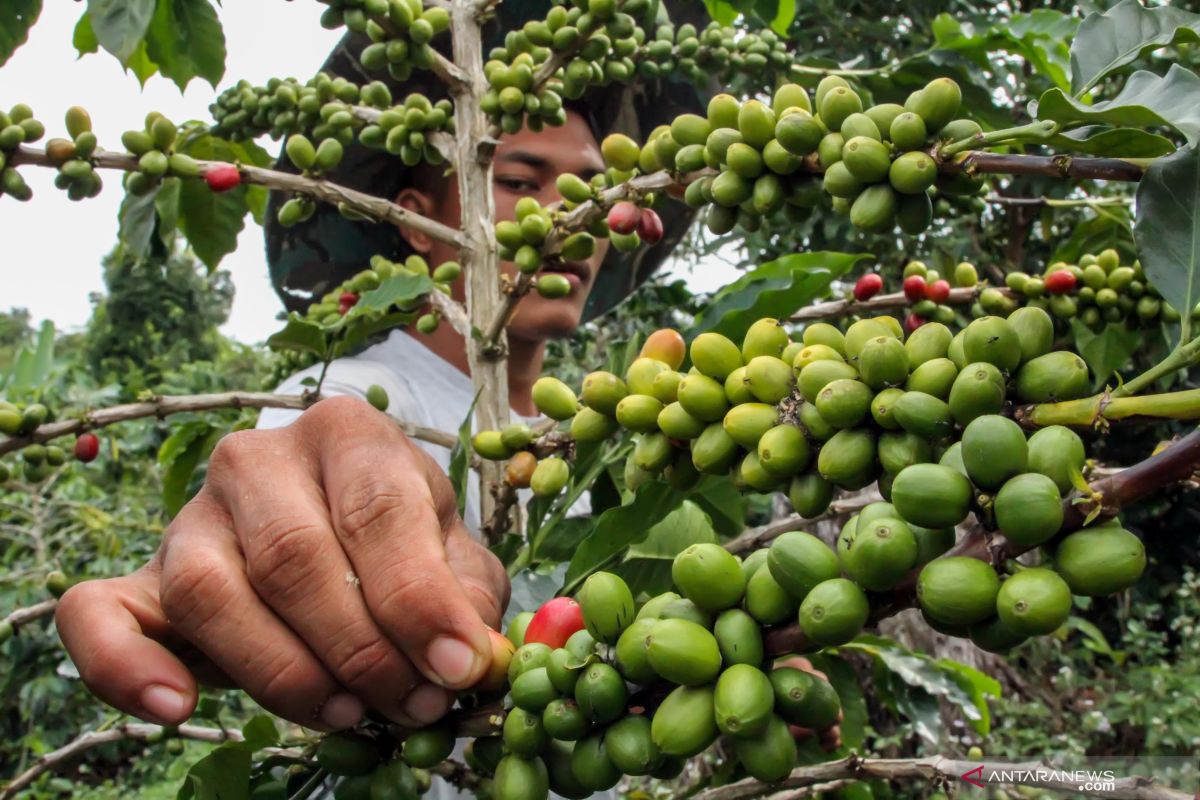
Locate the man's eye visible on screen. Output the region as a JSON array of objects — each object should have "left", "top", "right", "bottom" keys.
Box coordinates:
[{"left": 497, "top": 176, "right": 539, "bottom": 192}]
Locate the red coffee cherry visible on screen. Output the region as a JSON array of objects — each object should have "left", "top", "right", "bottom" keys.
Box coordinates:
[
  {"left": 925, "top": 279, "right": 951, "bottom": 303},
  {"left": 637, "top": 208, "right": 664, "bottom": 245},
  {"left": 74, "top": 432, "right": 100, "bottom": 463},
  {"left": 903, "top": 275, "right": 927, "bottom": 303},
  {"left": 1045, "top": 270, "right": 1077, "bottom": 295},
  {"left": 853, "top": 273, "right": 883, "bottom": 302},
  {"left": 523, "top": 597, "right": 586, "bottom": 649},
  {"left": 607, "top": 201, "right": 642, "bottom": 235},
  {"left": 904, "top": 313, "right": 927, "bottom": 334},
  {"left": 205, "top": 164, "right": 242, "bottom": 193}
]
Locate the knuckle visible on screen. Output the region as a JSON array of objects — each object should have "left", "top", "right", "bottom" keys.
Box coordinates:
[
  {"left": 254, "top": 653, "right": 328, "bottom": 714},
  {"left": 372, "top": 569, "right": 443, "bottom": 624},
  {"left": 245, "top": 519, "right": 327, "bottom": 602},
  {"left": 208, "top": 429, "right": 274, "bottom": 475},
  {"left": 331, "top": 634, "right": 406, "bottom": 690},
  {"left": 335, "top": 476, "right": 430, "bottom": 546},
  {"left": 161, "top": 556, "right": 238, "bottom": 637},
  {"left": 302, "top": 395, "right": 377, "bottom": 432}
]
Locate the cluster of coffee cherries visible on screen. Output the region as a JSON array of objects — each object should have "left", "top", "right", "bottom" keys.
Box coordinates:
[
  {"left": 0, "top": 400, "right": 102, "bottom": 484},
  {"left": 118, "top": 112, "right": 210, "bottom": 196},
  {"left": 851, "top": 260, "right": 980, "bottom": 331},
  {"left": 298, "top": 254, "right": 461, "bottom": 334},
  {"left": 321, "top": 0, "right": 452, "bottom": 84},
  {"left": 211, "top": 73, "right": 454, "bottom": 173},
  {"left": 0, "top": 103, "right": 47, "bottom": 201}
]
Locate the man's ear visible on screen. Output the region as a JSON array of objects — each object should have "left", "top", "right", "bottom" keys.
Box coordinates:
[{"left": 395, "top": 188, "right": 435, "bottom": 254}]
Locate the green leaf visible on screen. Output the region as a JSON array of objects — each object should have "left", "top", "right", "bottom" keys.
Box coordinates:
[
  {"left": 843, "top": 635, "right": 1000, "bottom": 735},
  {"left": 1070, "top": 320, "right": 1141, "bottom": 388},
  {"left": 768, "top": 0, "right": 794, "bottom": 36},
  {"left": 687, "top": 252, "right": 867, "bottom": 344},
  {"left": 935, "top": 656, "right": 1002, "bottom": 735},
  {"left": 1036, "top": 65, "right": 1200, "bottom": 147},
  {"left": 31, "top": 320, "right": 55, "bottom": 385},
  {"left": 1134, "top": 145, "right": 1200, "bottom": 326},
  {"left": 534, "top": 516, "right": 595, "bottom": 563},
  {"left": 72, "top": 10, "right": 98, "bottom": 55},
  {"left": 125, "top": 38, "right": 159, "bottom": 85},
  {"left": 240, "top": 715, "right": 279, "bottom": 750},
  {"left": 702, "top": 0, "right": 738, "bottom": 25},
  {"left": 158, "top": 421, "right": 215, "bottom": 517},
  {"left": 266, "top": 315, "right": 329, "bottom": 358},
  {"left": 176, "top": 743, "right": 253, "bottom": 800},
  {"left": 176, "top": 175, "right": 248, "bottom": 271},
  {"left": 86, "top": 0, "right": 155, "bottom": 64},
  {"left": 119, "top": 185, "right": 162, "bottom": 258},
  {"left": 0, "top": 0, "right": 41, "bottom": 67},
  {"left": 616, "top": 500, "right": 717, "bottom": 598},
  {"left": 685, "top": 475, "right": 745, "bottom": 540},
  {"left": 930, "top": 13, "right": 961, "bottom": 45},
  {"left": 807, "top": 654, "right": 867, "bottom": 749},
  {"left": 1071, "top": 0, "right": 1200, "bottom": 97},
  {"left": 359, "top": 272, "right": 435, "bottom": 312},
  {"left": 448, "top": 393, "right": 478, "bottom": 519},
  {"left": 145, "top": 0, "right": 227, "bottom": 91},
  {"left": 1050, "top": 126, "right": 1175, "bottom": 158},
  {"left": 155, "top": 177, "right": 182, "bottom": 247},
  {"left": 562, "top": 482, "right": 684, "bottom": 594}
]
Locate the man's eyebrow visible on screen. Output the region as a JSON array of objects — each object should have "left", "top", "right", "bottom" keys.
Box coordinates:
[{"left": 498, "top": 150, "right": 604, "bottom": 178}]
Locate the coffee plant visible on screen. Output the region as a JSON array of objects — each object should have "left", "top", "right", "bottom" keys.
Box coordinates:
[{"left": 3, "top": 0, "right": 1200, "bottom": 798}]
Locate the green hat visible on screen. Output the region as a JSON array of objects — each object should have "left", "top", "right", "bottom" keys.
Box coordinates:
[{"left": 265, "top": 1, "right": 711, "bottom": 322}]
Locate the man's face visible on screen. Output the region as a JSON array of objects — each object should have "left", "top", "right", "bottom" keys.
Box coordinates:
[{"left": 404, "top": 110, "right": 610, "bottom": 342}]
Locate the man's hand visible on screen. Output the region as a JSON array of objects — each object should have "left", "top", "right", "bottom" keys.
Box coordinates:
[{"left": 56, "top": 397, "right": 510, "bottom": 731}]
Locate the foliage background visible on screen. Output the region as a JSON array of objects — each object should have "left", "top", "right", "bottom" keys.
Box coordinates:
[{"left": 3, "top": 0, "right": 1200, "bottom": 797}]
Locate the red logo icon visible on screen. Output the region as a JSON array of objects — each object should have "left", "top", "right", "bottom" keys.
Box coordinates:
[{"left": 961, "top": 765, "right": 985, "bottom": 788}]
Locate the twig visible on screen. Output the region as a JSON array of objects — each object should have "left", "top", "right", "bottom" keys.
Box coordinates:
[
  {"left": 787, "top": 286, "right": 1011, "bottom": 323},
  {"left": 10, "top": 146, "right": 470, "bottom": 251},
  {"left": 1, "top": 599, "right": 57, "bottom": 632},
  {"left": 983, "top": 195, "right": 1132, "bottom": 208},
  {"left": 426, "top": 289, "right": 472, "bottom": 340},
  {"left": 1018, "top": 388, "right": 1200, "bottom": 428},
  {"left": 689, "top": 754, "right": 1192, "bottom": 800},
  {"left": 763, "top": 427, "right": 1200, "bottom": 655},
  {"left": 944, "top": 151, "right": 1150, "bottom": 182},
  {"left": 0, "top": 392, "right": 459, "bottom": 456},
  {"left": 724, "top": 496, "right": 874, "bottom": 555},
  {"left": 0, "top": 723, "right": 302, "bottom": 798}
]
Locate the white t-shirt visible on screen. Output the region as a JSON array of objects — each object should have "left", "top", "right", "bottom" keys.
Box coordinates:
[{"left": 260, "top": 330, "right": 605, "bottom": 799}]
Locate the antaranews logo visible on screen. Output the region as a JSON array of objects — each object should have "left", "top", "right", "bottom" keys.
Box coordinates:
[{"left": 955, "top": 756, "right": 1198, "bottom": 795}]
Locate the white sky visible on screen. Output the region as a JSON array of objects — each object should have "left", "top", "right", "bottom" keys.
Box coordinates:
[{"left": 1, "top": 3, "right": 738, "bottom": 345}]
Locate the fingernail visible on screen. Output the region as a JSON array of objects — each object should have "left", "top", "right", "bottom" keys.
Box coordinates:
[
  {"left": 140, "top": 684, "right": 190, "bottom": 723},
  {"left": 426, "top": 637, "right": 481, "bottom": 686},
  {"left": 402, "top": 684, "right": 452, "bottom": 726},
  {"left": 320, "top": 693, "right": 365, "bottom": 730}
]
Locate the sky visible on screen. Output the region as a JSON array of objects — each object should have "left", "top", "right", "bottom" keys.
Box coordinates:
[{"left": 2, "top": 4, "right": 740, "bottom": 345}]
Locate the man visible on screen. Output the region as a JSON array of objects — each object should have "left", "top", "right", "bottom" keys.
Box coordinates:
[{"left": 55, "top": 20, "right": 702, "bottom": 734}]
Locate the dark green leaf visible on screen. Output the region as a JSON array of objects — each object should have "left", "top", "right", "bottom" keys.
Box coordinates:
[
  {"left": 1050, "top": 126, "right": 1175, "bottom": 158},
  {"left": 240, "top": 715, "right": 279, "bottom": 750},
  {"left": 702, "top": 0, "right": 738, "bottom": 25},
  {"left": 1071, "top": 320, "right": 1141, "bottom": 388},
  {"left": 118, "top": 185, "right": 162, "bottom": 258},
  {"left": 158, "top": 422, "right": 215, "bottom": 517},
  {"left": 807, "top": 654, "right": 867, "bottom": 749},
  {"left": 935, "top": 656, "right": 1002, "bottom": 735},
  {"left": 1037, "top": 65, "right": 1200, "bottom": 147},
  {"left": 687, "top": 252, "right": 867, "bottom": 344},
  {"left": 562, "top": 482, "right": 684, "bottom": 594},
  {"left": 1134, "top": 145, "right": 1200, "bottom": 327},
  {"left": 617, "top": 500, "right": 717, "bottom": 598},
  {"left": 448, "top": 393, "right": 478, "bottom": 519},
  {"left": 176, "top": 175, "right": 248, "bottom": 271},
  {"left": 86, "top": 0, "right": 155, "bottom": 64},
  {"left": 534, "top": 516, "right": 596, "bottom": 563},
  {"left": 0, "top": 0, "right": 41, "bottom": 67},
  {"left": 266, "top": 316, "right": 329, "bottom": 358},
  {"left": 176, "top": 743, "right": 253, "bottom": 800},
  {"left": 685, "top": 475, "right": 745, "bottom": 540},
  {"left": 125, "top": 39, "right": 159, "bottom": 85},
  {"left": 1071, "top": 0, "right": 1200, "bottom": 97},
  {"left": 245, "top": 185, "right": 269, "bottom": 226},
  {"left": 145, "top": 0, "right": 227, "bottom": 91},
  {"left": 72, "top": 10, "right": 98, "bottom": 55},
  {"left": 844, "top": 635, "right": 999, "bottom": 735},
  {"left": 507, "top": 563, "right": 568, "bottom": 620}
]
